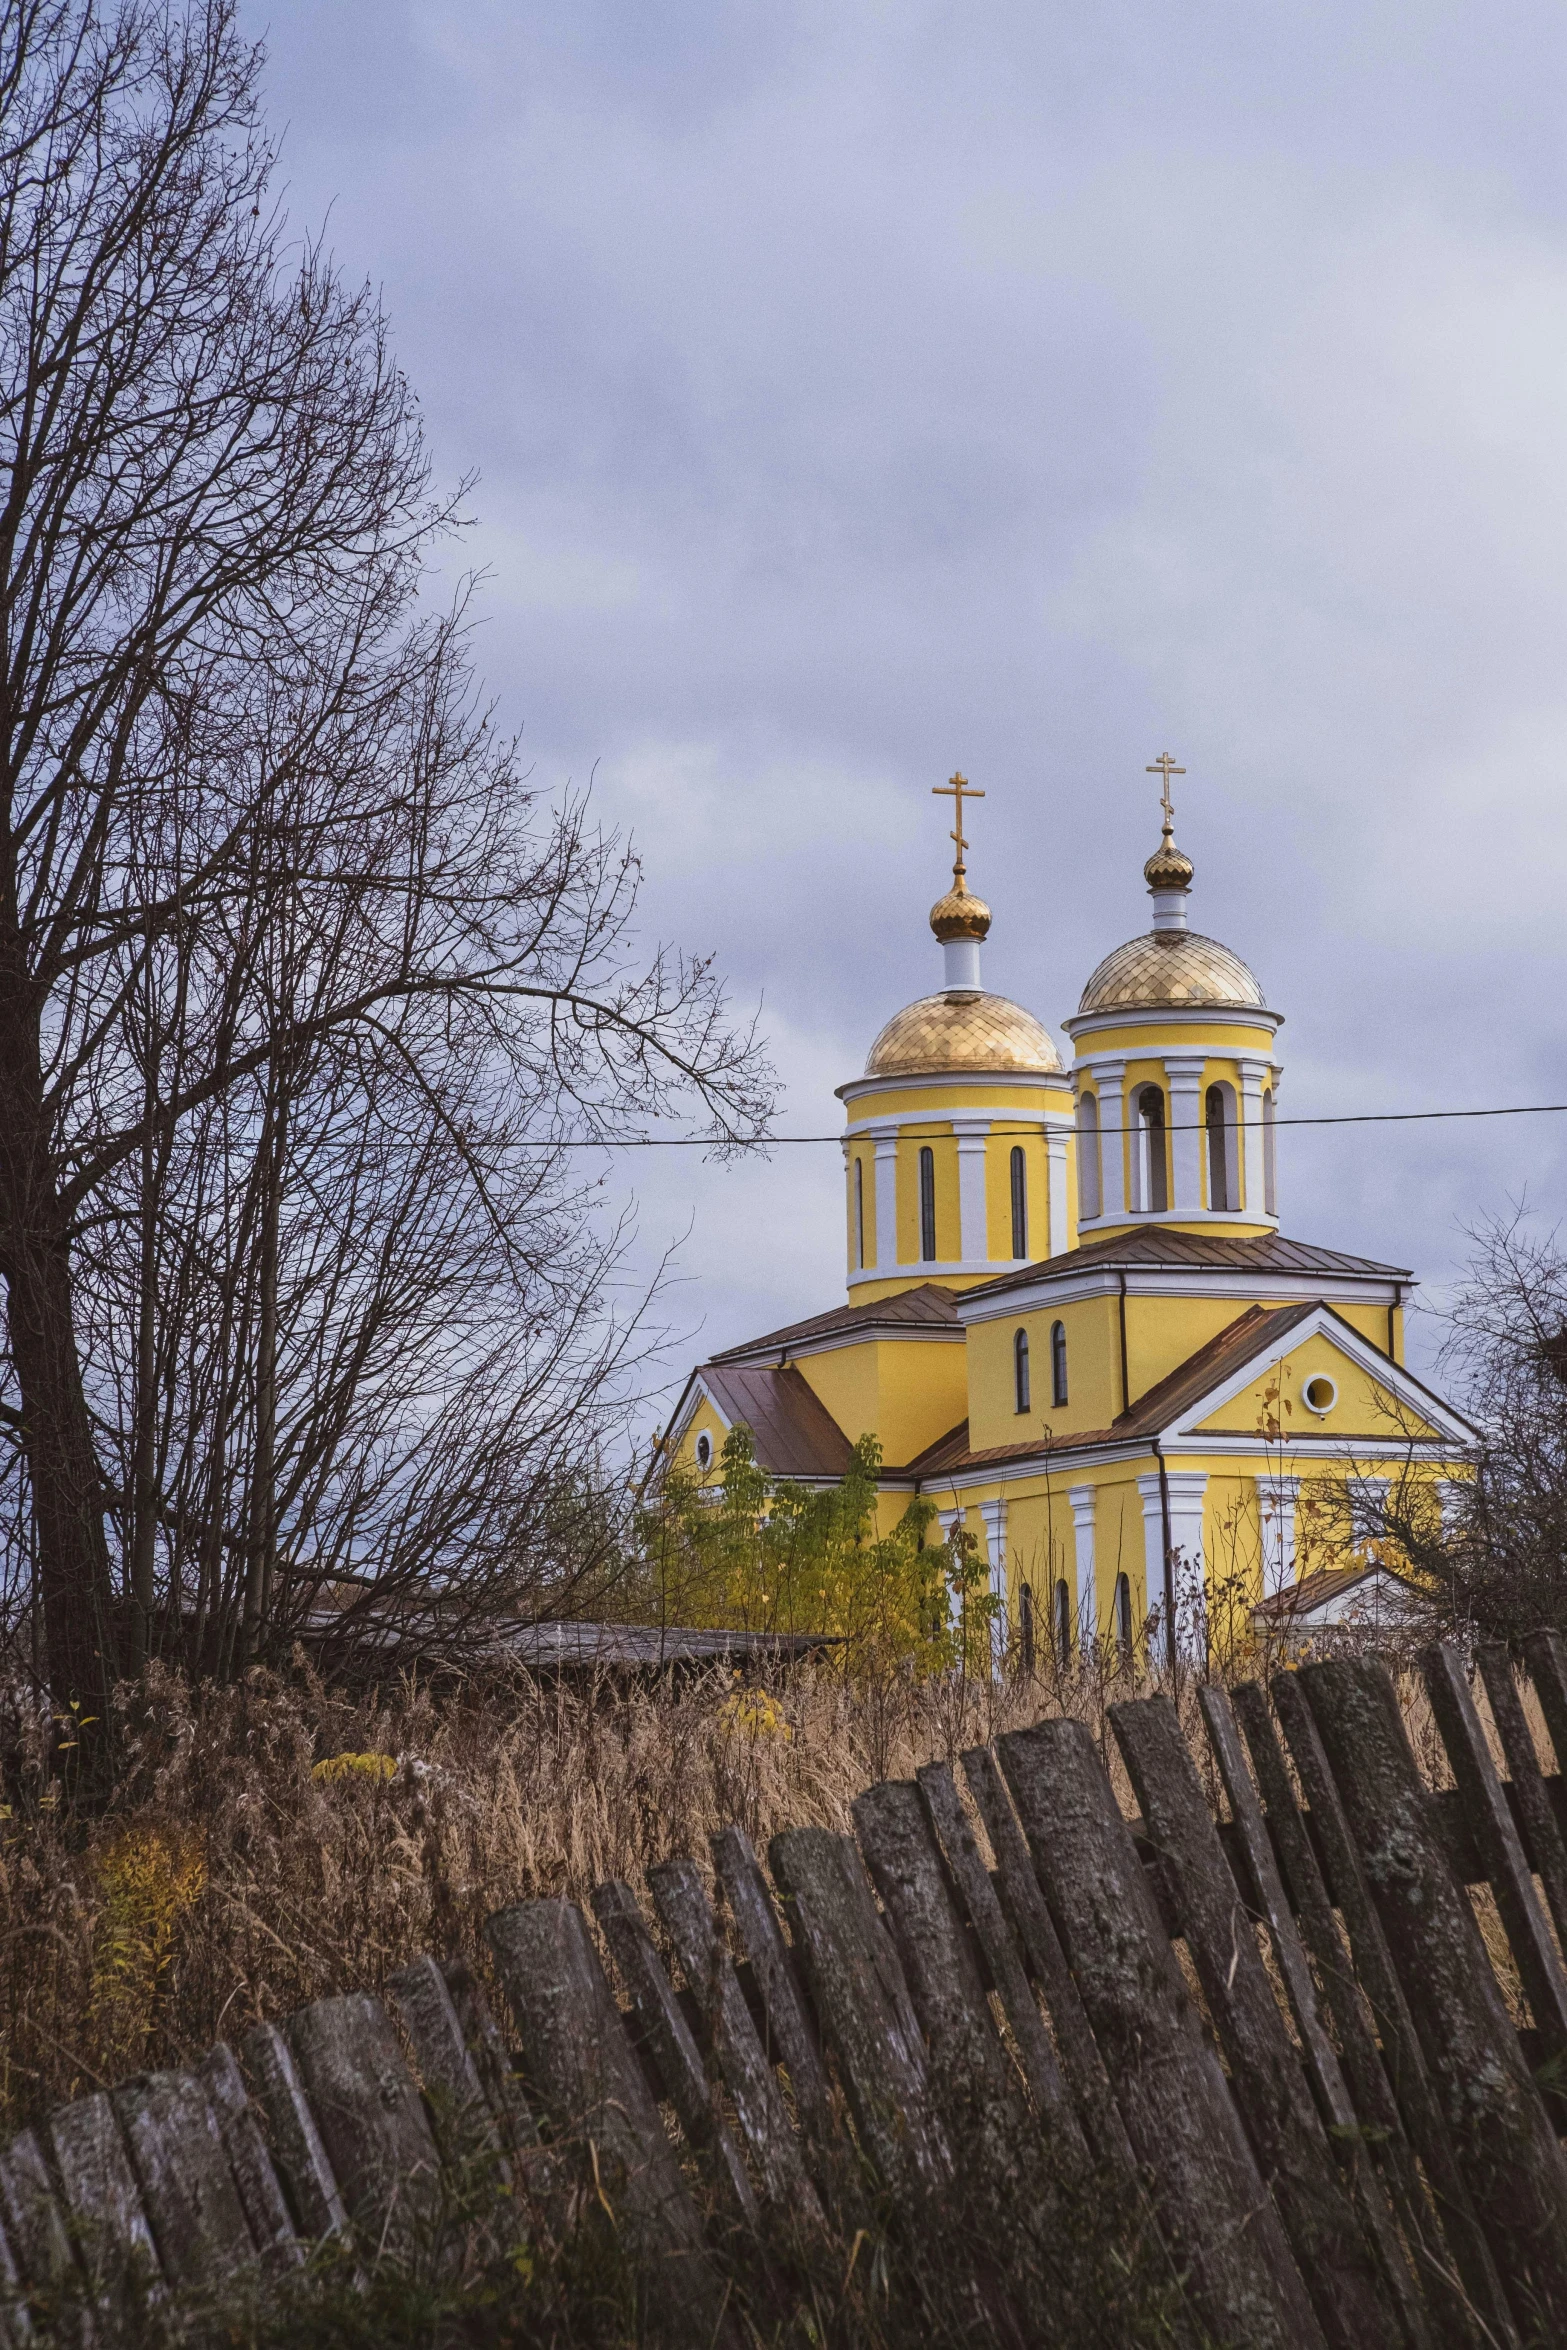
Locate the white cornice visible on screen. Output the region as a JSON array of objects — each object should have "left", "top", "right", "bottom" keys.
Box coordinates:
[
  {"left": 958, "top": 1265, "right": 1409, "bottom": 1325},
  {"left": 848, "top": 1258, "right": 1023, "bottom": 1289},
  {"left": 1075, "top": 1208, "right": 1279, "bottom": 1237},
  {"left": 836, "top": 1069, "right": 1072, "bottom": 1106},
  {"left": 843, "top": 1106, "right": 1076, "bottom": 1138},
  {"left": 1064, "top": 1006, "right": 1284, "bottom": 1043},
  {"left": 718, "top": 1321, "right": 965, "bottom": 1366}
]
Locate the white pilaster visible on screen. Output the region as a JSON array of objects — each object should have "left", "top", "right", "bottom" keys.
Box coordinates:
[
  {"left": 1348, "top": 1475, "right": 1391, "bottom": 1550},
  {"left": 942, "top": 937, "right": 982, "bottom": 989},
  {"left": 1237, "top": 1057, "right": 1270, "bottom": 1220},
  {"left": 872, "top": 1127, "right": 899, "bottom": 1270},
  {"left": 952, "top": 1116, "right": 992, "bottom": 1266},
  {"left": 937, "top": 1506, "right": 963, "bottom": 1630},
  {"left": 1046, "top": 1128, "right": 1068, "bottom": 1259},
  {"left": 980, "top": 1497, "right": 1008, "bottom": 1675},
  {"left": 1164, "top": 1054, "right": 1207, "bottom": 1214},
  {"left": 1255, "top": 1474, "right": 1300, "bottom": 1597},
  {"left": 1137, "top": 1468, "right": 1208, "bottom": 1659},
  {"left": 1068, "top": 1485, "right": 1096, "bottom": 1631},
  {"left": 1091, "top": 1058, "right": 1127, "bottom": 1222}
]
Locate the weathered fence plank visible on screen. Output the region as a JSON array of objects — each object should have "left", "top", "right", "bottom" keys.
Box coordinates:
[
  {"left": 1474, "top": 1645, "right": 1567, "bottom": 1954},
  {"left": 0, "top": 2201, "right": 25, "bottom": 2350},
  {"left": 241, "top": 2021, "right": 348, "bottom": 2243},
  {"left": 1422, "top": 1643, "right": 1567, "bottom": 2067},
  {"left": 914, "top": 1759, "right": 1087, "bottom": 2161},
  {"left": 710, "top": 1825, "right": 835, "bottom": 2147},
  {"left": 647, "top": 1857, "right": 824, "bottom": 2224},
  {"left": 113, "top": 2069, "right": 256, "bottom": 2292},
  {"left": 1260, "top": 1673, "right": 1503, "bottom": 2350},
  {"left": 590, "top": 1878, "right": 758, "bottom": 2226},
  {"left": 958, "top": 1742, "right": 1136, "bottom": 2183},
  {"left": 0, "top": 2129, "right": 78, "bottom": 2345},
  {"left": 1201, "top": 1687, "right": 1436, "bottom": 2350},
  {"left": 287, "top": 1995, "right": 441, "bottom": 2256},
  {"left": 768, "top": 1826, "right": 953, "bottom": 2201},
  {"left": 1113, "top": 1693, "right": 1400, "bottom": 2350},
  {"left": 485, "top": 1898, "right": 734, "bottom": 2343},
  {"left": 46, "top": 2093, "right": 164, "bottom": 2306},
  {"left": 438, "top": 1958, "right": 545, "bottom": 2172},
  {"left": 389, "top": 1956, "right": 507, "bottom": 2176},
  {"left": 197, "top": 2044, "right": 301, "bottom": 2277},
  {"left": 997, "top": 1717, "right": 1326, "bottom": 2350},
  {"left": 1300, "top": 1655, "right": 1567, "bottom": 2339},
  {"left": 852, "top": 1780, "right": 1042, "bottom": 2206}
]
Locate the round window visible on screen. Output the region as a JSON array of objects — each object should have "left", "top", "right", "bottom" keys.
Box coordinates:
[
  {"left": 1302, "top": 1375, "right": 1337, "bottom": 1416},
  {"left": 694, "top": 1430, "right": 714, "bottom": 1471}
]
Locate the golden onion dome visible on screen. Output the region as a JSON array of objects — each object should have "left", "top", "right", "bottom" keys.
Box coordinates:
[
  {"left": 928, "top": 879, "right": 992, "bottom": 943},
  {"left": 1143, "top": 824, "right": 1194, "bottom": 892},
  {"left": 865, "top": 990, "right": 1062, "bottom": 1078},
  {"left": 1077, "top": 929, "right": 1266, "bottom": 1015}
]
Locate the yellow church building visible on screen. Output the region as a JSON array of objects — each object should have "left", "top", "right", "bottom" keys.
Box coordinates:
[{"left": 653, "top": 762, "right": 1473, "bottom": 1657}]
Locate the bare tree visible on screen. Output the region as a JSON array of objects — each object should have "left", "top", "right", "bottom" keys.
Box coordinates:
[{"left": 0, "top": 1, "right": 773, "bottom": 1736}]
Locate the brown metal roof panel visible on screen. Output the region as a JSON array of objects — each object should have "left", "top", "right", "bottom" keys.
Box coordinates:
[
  {"left": 711, "top": 1281, "right": 960, "bottom": 1362},
  {"left": 701, "top": 1362, "right": 857, "bottom": 1479}
]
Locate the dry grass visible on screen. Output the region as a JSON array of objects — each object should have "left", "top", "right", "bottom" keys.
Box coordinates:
[{"left": 0, "top": 1646, "right": 1178, "bottom": 2136}]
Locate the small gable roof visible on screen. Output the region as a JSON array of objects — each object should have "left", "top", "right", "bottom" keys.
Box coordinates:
[{"left": 691, "top": 1362, "right": 857, "bottom": 1481}]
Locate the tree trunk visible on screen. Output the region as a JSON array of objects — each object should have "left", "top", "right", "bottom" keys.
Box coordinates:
[{"left": 0, "top": 957, "right": 116, "bottom": 1723}]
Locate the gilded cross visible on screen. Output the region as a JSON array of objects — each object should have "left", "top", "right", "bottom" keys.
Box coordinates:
[
  {"left": 1146, "top": 750, "right": 1186, "bottom": 830},
  {"left": 932, "top": 771, "right": 985, "bottom": 875}
]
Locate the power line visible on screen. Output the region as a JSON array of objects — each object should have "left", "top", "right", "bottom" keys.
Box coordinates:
[{"left": 523, "top": 1101, "right": 1567, "bottom": 1149}]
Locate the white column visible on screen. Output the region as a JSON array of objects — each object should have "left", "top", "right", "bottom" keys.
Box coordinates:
[
  {"left": 872, "top": 1127, "right": 899, "bottom": 1269},
  {"left": 1255, "top": 1474, "right": 1300, "bottom": 1597},
  {"left": 952, "top": 1115, "right": 991, "bottom": 1266},
  {"left": 937, "top": 1506, "right": 963, "bottom": 1629},
  {"left": 1137, "top": 1468, "right": 1208, "bottom": 1658},
  {"left": 1164, "top": 1054, "right": 1206, "bottom": 1214},
  {"left": 1094, "top": 1060, "right": 1127, "bottom": 1222},
  {"left": 980, "top": 1497, "right": 1008, "bottom": 1675},
  {"left": 1068, "top": 1484, "right": 1096, "bottom": 1634},
  {"left": 1349, "top": 1475, "right": 1390, "bottom": 1550},
  {"left": 1237, "top": 1057, "right": 1270, "bottom": 1220},
  {"left": 1046, "top": 1126, "right": 1068, "bottom": 1258},
  {"left": 1136, "top": 1474, "right": 1168, "bottom": 1652},
  {"left": 1438, "top": 1478, "right": 1466, "bottom": 1531}
]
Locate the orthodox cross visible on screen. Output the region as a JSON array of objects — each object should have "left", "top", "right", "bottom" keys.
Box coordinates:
[
  {"left": 932, "top": 771, "right": 985, "bottom": 877},
  {"left": 1146, "top": 750, "right": 1185, "bottom": 831}
]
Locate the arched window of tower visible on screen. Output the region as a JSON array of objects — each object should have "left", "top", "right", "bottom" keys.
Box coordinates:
[
  {"left": 1205, "top": 1082, "right": 1239, "bottom": 1214},
  {"left": 1135, "top": 1086, "right": 1168, "bottom": 1213},
  {"left": 1076, "top": 1093, "right": 1101, "bottom": 1221},
  {"left": 918, "top": 1145, "right": 936, "bottom": 1263},
  {"left": 853, "top": 1157, "right": 865, "bottom": 1268},
  {"left": 1009, "top": 1145, "right": 1027, "bottom": 1259}
]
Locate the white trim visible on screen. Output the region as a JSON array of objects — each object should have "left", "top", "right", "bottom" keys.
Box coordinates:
[
  {"left": 848, "top": 1257, "right": 1018, "bottom": 1288},
  {"left": 717, "top": 1321, "right": 966, "bottom": 1368},
  {"left": 980, "top": 1497, "right": 1009, "bottom": 1673},
  {"left": 1156, "top": 1302, "right": 1477, "bottom": 1447},
  {"left": 1075, "top": 1206, "right": 1279, "bottom": 1235},
  {"left": 1164, "top": 1054, "right": 1207, "bottom": 1216},
  {"left": 873, "top": 1132, "right": 899, "bottom": 1272},
  {"left": 1237, "top": 1056, "right": 1270, "bottom": 1221},
  {"left": 1068, "top": 1485, "right": 1096, "bottom": 1624},
  {"left": 844, "top": 1105, "right": 1072, "bottom": 1136},
  {"left": 953, "top": 1115, "right": 992, "bottom": 1265},
  {"left": 837, "top": 1068, "right": 1072, "bottom": 1106},
  {"left": 1096, "top": 1063, "right": 1128, "bottom": 1223},
  {"left": 1256, "top": 1475, "right": 1300, "bottom": 1597},
  {"left": 928, "top": 1428, "right": 1465, "bottom": 1501},
  {"left": 959, "top": 1264, "right": 1406, "bottom": 1326},
  {"left": 1301, "top": 1373, "right": 1338, "bottom": 1416},
  {"left": 1065, "top": 1006, "right": 1283, "bottom": 1044},
  {"left": 1046, "top": 1129, "right": 1068, "bottom": 1259}
]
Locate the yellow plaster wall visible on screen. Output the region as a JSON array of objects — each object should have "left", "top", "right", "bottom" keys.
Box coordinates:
[
  {"left": 792, "top": 1338, "right": 969, "bottom": 1469},
  {"left": 668, "top": 1397, "right": 729, "bottom": 1484},
  {"left": 965, "top": 1293, "right": 1125, "bottom": 1448}
]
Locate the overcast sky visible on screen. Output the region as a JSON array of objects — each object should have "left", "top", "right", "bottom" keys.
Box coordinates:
[{"left": 249, "top": 0, "right": 1567, "bottom": 1396}]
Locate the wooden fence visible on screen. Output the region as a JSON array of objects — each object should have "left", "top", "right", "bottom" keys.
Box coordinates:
[{"left": 8, "top": 1641, "right": 1567, "bottom": 2345}]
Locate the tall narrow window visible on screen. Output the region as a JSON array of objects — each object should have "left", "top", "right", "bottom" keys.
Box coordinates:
[
  {"left": 1053, "top": 1578, "right": 1072, "bottom": 1665},
  {"left": 1115, "top": 1571, "right": 1133, "bottom": 1660},
  {"left": 1009, "top": 1146, "right": 1027, "bottom": 1259},
  {"left": 1136, "top": 1086, "right": 1168, "bottom": 1212},
  {"left": 1019, "top": 1581, "right": 1036, "bottom": 1678},
  {"left": 1076, "top": 1093, "right": 1101, "bottom": 1221},
  {"left": 1263, "top": 1088, "right": 1278, "bottom": 1218},
  {"left": 1050, "top": 1319, "right": 1068, "bottom": 1408},
  {"left": 1205, "top": 1085, "right": 1228, "bottom": 1212},
  {"left": 1013, "top": 1327, "right": 1031, "bottom": 1413},
  {"left": 918, "top": 1145, "right": 936, "bottom": 1262},
  {"left": 853, "top": 1158, "right": 865, "bottom": 1268}
]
